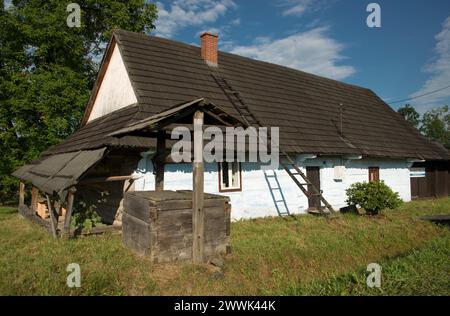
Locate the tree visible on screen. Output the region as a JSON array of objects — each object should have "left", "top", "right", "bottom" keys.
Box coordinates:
[
  {"left": 397, "top": 104, "right": 420, "bottom": 128},
  {"left": 420, "top": 105, "right": 450, "bottom": 149},
  {"left": 0, "top": 0, "right": 158, "bottom": 203}
]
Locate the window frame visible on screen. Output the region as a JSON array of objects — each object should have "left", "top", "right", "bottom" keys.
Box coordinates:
[
  {"left": 368, "top": 166, "right": 380, "bottom": 182},
  {"left": 218, "top": 162, "right": 242, "bottom": 192}
]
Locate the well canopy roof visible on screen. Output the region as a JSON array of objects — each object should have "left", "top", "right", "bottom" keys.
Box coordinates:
[{"left": 12, "top": 148, "right": 106, "bottom": 195}]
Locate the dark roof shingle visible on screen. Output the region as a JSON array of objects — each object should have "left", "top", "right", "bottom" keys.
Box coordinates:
[{"left": 43, "top": 29, "right": 450, "bottom": 160}]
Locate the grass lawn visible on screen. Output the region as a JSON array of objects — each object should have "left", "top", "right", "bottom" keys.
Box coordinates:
[{"left": 0, "top": 198, "right": 449, "bottom": 295}]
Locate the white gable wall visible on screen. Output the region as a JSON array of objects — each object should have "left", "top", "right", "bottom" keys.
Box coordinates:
[
  {"left": 133, "top": 155, "right": 412, "bottom": 220},
  {"left": 87, "top": 44, "right": 138, "bottom": 122}
]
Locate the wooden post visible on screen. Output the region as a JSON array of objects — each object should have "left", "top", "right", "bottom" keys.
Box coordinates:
[
  {"left": 155, "top": 130, "right": 166, "bottom": 192},
  {"left": 19, "top": 182, "right": 25, "bottom": 207},
  {"left": 46, "top": 195, "right": 58, "bottom": 237},
  {"left": 192, "top": 111, "right": 204, "bottom": 264},
  {"left": 31, "top": 186, "right": 39, "bottom": 214},
  {"left": 62, "top": 188, "right": 76, "bottom": 239}
]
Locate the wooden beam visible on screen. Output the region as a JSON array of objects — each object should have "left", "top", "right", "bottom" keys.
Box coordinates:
[
  {"left": 79, "top": 175, "right": 138, "bottom": 184},
  {"left": 46, "top": 195, "right": 58, "bottom": 237},
  {"left": 155, "top": 130, "right": 166, "bottom": 192},
  {"left": 192, "top": 110, "right": 205, "bottom": 264},
  {"left": 124, "top": 179, "right": 135, "bottom": 193},
  {"left": 31, "top": 186, "right": 39, "bottom": 214},
  {"left": 161, "top": 124, "right": 231, "bottom": 132},
  {"left": 19, "top": 182, "right": 25, "bottom": 207},
  {"left": 62, "top": 188, "right": 76, "bottom": 239}
]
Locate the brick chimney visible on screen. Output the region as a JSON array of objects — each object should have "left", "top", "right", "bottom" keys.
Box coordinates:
[{"left": 200, "top": 32, "right": 218, "bottom": 67}]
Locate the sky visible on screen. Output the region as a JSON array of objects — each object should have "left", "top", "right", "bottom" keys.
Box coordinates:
[{"left": 153, "top": 0, "right": 450, "bottom": 114}]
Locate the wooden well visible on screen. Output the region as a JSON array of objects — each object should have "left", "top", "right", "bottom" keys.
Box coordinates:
[{"left": 122, "top": 190, "right": 231, "bottom": 263}]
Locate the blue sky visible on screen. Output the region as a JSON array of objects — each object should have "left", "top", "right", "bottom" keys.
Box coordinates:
[{"left": 154, "top": 0, "right": 450, "bottom": 114}]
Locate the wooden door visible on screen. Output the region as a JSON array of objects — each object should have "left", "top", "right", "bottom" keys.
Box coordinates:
[
  {"left": 306, "top": 167, "right": 321, "bottom": 210},
  {"left": 410, "top": 177, "right": 429, "bottom": 199},
  {"left": 369, "top": 167, "right": 380, "bottom": 182}
]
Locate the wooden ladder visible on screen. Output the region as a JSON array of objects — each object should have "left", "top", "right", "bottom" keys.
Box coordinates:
[
  {"left": 263, "top": 170, "right": 291, "bottom": 216},
  {"left": 211, "top": 73, "right": 336, "bottom": 215}
]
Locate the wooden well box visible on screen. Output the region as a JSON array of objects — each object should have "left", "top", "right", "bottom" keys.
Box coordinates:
[{"left": 122, "top": 191, "right": 231, "bottom": 263}]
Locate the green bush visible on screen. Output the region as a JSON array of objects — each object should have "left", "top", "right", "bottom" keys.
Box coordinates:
[
  {"left": 70, "top": 201, "right": 103, "bottom": 232},
  {"left": 346, "top": 181, "right": 403, "bottom": 215},
  {"left": 70, "top": 191, "right": 108, "bottom": 231}
]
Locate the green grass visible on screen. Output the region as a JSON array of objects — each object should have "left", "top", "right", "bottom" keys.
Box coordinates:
[{"left": 0, "top": 198, "right": 449, "bottom": 295}]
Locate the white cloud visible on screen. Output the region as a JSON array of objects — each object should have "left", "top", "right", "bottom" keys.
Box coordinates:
[
  {"left": 230, "top": 18, "right": 241, "bottom": 26},
  {"left": 195, "top": 27, "right": 221, "bottom": 37},
  {"left": 155, "top": 0, "right": 236, "bottom": 38},
  {"left": 282, "top": 0, "right": 313, "bottom": 16},
  {"left": 409, "top": 16, "right": 450, "bottom": 113},
  {"left": 279, "top": 0, "right": 336, "bottom": 18},
  {"left": 229, "top": 27, "right": 356, "bottom": 80}
]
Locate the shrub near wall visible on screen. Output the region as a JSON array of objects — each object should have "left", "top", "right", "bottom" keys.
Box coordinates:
[{"left": 346, "top": 181, "right": 403, "bottom": 215}]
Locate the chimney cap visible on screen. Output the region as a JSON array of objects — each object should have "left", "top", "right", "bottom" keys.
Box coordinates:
[{"left": 200, "top": 32, "right": 218, "bottom": 38}]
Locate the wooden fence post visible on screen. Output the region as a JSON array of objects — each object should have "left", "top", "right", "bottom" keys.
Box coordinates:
[
  {"left": 155, "top": 130, "right": 166, "bottom": 192},
  {"left": 46, "top": 195, "right": 58, "bottom": 237},
  {"left": 31, "top": 186, "right": 39, "bottom": 214},
  {"left": 19, "top": 182, "right": 25, "bottom": 208},
  {"left": 192, "top": 110, "right": 204, "bottom": 264},
  {"left": 62, "top": 188, "right": 76, "bottom": 239}
]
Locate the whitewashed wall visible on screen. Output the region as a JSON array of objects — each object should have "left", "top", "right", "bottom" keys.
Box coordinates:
[
  {"left": 88, "top": 44, "right": 138, "bottom": 122},
  {"left": 133, "top": 155, "right": 412, "bottom": 220}
]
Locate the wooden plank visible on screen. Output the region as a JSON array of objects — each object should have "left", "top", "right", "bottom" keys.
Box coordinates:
[
  {"left": 155, "top": 130, "right": 166, "bottom": 192},
  {"left": 62, "top": 188, "right": 76, "bottom": 239},
  {"left": 31, "top": 186, "right": 39, "bottom": 213},
  {"left": 192, "top": 110, "right": 204, "bottom": 264},
  {"left": 156, "top": 198, "right": 221, "bottom": 211},
  {"left": 46, "top": 195, "right": 58, "bottom": 237},
  {"left": 79, "top": 175, "right": 138, "bottom": 184},
  {"left": 123, "top": 192, "right": 157, "bottom": 224},
  {"left": 19, "top": 182, "right": 25, "bottom": 208}
]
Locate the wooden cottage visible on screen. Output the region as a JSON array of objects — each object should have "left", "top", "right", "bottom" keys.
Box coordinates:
[{"left": 13, "top": 30, "right": 450, "bottom": 236}]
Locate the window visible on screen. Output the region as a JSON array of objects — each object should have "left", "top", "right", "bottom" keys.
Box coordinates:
[
  {"left": 333, "top": 165, "right": 346, "bottom": 181},
  {"left": 219, "top": 162, "right": 242, "bottom": 192},
  {"left": 369, "top": 167, "right": 380, "bottom": 182}
]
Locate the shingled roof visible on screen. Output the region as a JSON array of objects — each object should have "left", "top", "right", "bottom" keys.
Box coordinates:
[{"left": 43, "top": 29, "right": 449, "bottom": 160}]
